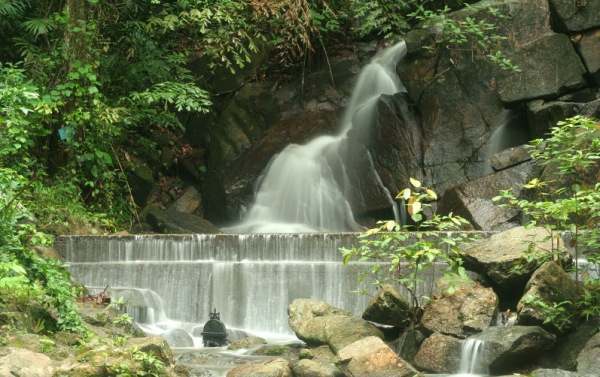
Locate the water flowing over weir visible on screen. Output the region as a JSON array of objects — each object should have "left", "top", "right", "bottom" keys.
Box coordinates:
[
  {"left": 226, "top": 42, "right": 408, "bottom": 233},
  {"left": 60, "top": 234, "right": 424, "bottom": 340}
]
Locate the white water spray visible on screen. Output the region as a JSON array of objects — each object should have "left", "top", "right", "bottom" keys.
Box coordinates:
[{"left": 226, "top": 42, "right": 408, "bottom": 233}]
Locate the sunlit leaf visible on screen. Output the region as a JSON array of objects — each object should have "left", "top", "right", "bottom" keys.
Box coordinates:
[{"left": 410, "top": 177, "right": 421, "bottom": 188}]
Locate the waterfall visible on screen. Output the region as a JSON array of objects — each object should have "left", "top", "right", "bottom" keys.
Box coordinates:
[
  {"left": 456, "top": 338, "right": 487, "bottom": 376},
  {"left": 226, "top": 42, "right": 408, "bottom": 233}
]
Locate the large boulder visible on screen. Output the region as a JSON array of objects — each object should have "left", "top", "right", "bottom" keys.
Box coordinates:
[
  {"left": 420, "top": 278, "right": 499, "bottom": 338},
  {"left": 438, "top": 161, "right": 535, "bottom": 231},
  {"left": 517, "top": 261, "right": 586, "bottom": 334},
  {"left": 461, "top": 226, "right": 568, "bottom": 294},
  {"left": 287, "top": 299, "right": 384, "bottom": 353},
  {"left": 0, "top": 347, "right": 55, "bottom": 377},
  {"left": 412, "top": 332, "right": 462, "bottom": 373},
  {"left": 470, "top": 325, "right": 556, "bottom": 374},
  {"left": 361, "top": 284, "right": 412, "bottom": 328},
  {"left": 336, "top": 336, "right": 418, "bottom": 377},
  {"left": 576, "top": 28, "right": 600, "bottom": 84}
]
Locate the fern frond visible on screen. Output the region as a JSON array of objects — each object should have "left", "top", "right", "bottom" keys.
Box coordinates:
[
  {"left": 20, "top": 18, "right": 56, "bottom": 38},
  {"left": 0, "top": 0, "right": 30, "bottom": 17}
]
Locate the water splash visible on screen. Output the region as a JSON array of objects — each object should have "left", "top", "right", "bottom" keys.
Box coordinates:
[
  {"left": 456, "top": 338, "right": 487, "bottom": 376},
  {"left": 226, "top": 42, "right": 408, "bottom": 233}
]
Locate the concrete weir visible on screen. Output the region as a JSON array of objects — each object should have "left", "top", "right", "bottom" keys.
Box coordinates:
[{"left": 56, "top": 232, "right": 490, "bottom": 340}]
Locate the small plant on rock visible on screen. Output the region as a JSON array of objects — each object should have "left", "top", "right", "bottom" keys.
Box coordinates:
[{"left": 340, "top": 178, "right": 476, "bottom": 326}]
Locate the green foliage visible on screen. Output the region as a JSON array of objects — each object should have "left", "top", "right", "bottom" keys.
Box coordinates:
[
  {"left": 341, "top": 179, "right": 476, "bottom": 324},
  {"left": 412, "top": 2, "right": 520, "bottom": 72},
  {"left": 523, "top": 294, "right": 575, "bottom": 332},
  {"left": 0, "top": 168, "right": 87, "bottom": 334},
  {"left": 493, "top": 115, "right": 600, "bottom": 323}
]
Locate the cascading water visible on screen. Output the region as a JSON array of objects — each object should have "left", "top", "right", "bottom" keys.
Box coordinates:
[
  {"left": 456, "top": 338, "right": 488, "bottom": 376},
  {"left": 226, "top": 42, "right": 408, "bottom": 233}
]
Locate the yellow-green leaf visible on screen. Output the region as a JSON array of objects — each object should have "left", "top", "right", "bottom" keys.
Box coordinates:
[
  {"left": 410, "top": 177, "right": 421, "bottom": 188},
  {"left": 425, "top": 188, "right": 438, "bottom": 200}
]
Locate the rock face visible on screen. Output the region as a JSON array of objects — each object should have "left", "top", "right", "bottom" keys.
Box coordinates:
[
  {"left": 143, "top": 206, "right": 221, "bottom": 233},
  {"left": 438, "top": 161, "right": 535, "bottom": 231},
  {"left": 288, "top": 299, "right": 384, "bottom": 353},
  {"left": 517, "top": 261, "right": 586, "bottom": 334},
  {"left": 336, "top": 336, "right": 418, "bottom": 377},
  {"left": 412, "top": 332, "right": 463, "bottom": 373},
  {"left": 420, "top": 278, "right": 499, "bottom": 338},
  {"left": 461, "top": 226, "right": 567, "bottom": 293},
  {"left": 361, "top": 284, "right": 412, "bottom": 328},
  {"left": 470, "top": 325, "right": 556, "bottom": 374}
]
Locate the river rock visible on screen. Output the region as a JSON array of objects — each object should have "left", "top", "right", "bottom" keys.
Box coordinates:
[
  {"left": 576, "top": 28, "right": 600, "bottom": 84},
  {"left": 293, "top": 359, "right": 344, "bottom": 377},
  {"left": 362, "top": 284, "right": 412, "bottom": 328},
  {"left": 288, "top": 299, "right": 383, "bottom": 353},
  {"left": 470, "top": 325, "right": 556, "bottom": 374},
  {"left": 461, "top": 226, "right": 568, "bottom": 294},
  {"left": 438, "top": 161, "right": 535, "bottom": 231},
  {"left": 0, "top": 347, "right": 55, "bottom": 377},
  {"left": 576, "top": 330, "right": 600, "bottom": 376},
  {"left": 336, "top": 336, "right": 418, "bottom": 377},
  {"left": 227, "top": 358, "right": 292, "bottom": 377},
  {"left": 517, "top": 261, "right": 586, "bottom": 334},
  {"left": 420, "top": 278, "right": 499, "bottom": 338},
  {"left": 412, "top": 332, "right": 462, "bottom": 373},
  {"left": 227, "top": 336, "right": 267, "bottom": 351},
  {"left": 395, "top": 329, "right": 425, "bottom": 363}
]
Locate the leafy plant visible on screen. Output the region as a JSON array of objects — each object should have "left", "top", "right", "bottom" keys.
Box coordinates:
[
  {"left": 493, "top": 115, "right": 600, "bottom": 324},
  {"left": 341, "top": 178, "right": 476, "bottom": 326}
]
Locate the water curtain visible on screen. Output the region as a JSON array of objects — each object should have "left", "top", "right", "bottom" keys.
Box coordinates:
[{"left": 226, "top": 42, "right": 408, "bottom": 233}]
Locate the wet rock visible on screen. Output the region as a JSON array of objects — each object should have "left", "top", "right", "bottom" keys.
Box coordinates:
[
  {"left": 288, "top": 299, "right": 383, "bottom": 353},
  {"left": 0, "top": 347, "right": 55, "bottom": 377},
  {"left": 226, "top": 358, "right": 292, "bottom": 377},
  {"left": 490, "top": 145, "right": 532, "bottom": 171},
  {"left": 362, "top": 284, "right": 412, "bottom": 328},
  {"left": 548, "top": 0, "right": 600, "bottom": 32},
  {"left": 298, "top": 344, "right": 339, "bottom": 364},
  {"left": 336, "top": 336, "right": 418, "bottom": 377},
  {"left": 470, "top": 325, "right": 556, "bottom": 374},
  {"left": 461, "top": 226, "right": 568, "bottom": 294},
  {"left": 577, "top": 331, "right": 600, "bottom": 376},
  {"left": 293, "top": 359, "right": 344, "bottom": 377},
  {"left": 420, "top": 278, "right": 499, "bottom": 338},
  {"left": 517, "top": 261, "right": 585, "bottom": 334},
  {"left": 129, "top": 162, "right": 155, "bottom": 206},
  {"left": 412, "top": 332, "right": 462, "bottom": 373},
  {"left": 438, "top": 161, "right": 535, "bottom": 231}
]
